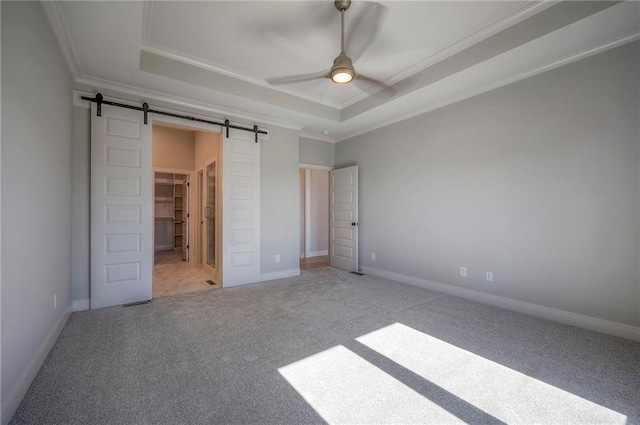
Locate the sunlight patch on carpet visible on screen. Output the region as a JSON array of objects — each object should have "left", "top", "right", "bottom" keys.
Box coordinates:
[
  {"left": 356, "top": 323, "right": 627, "bottom": 424},
  {"left": 279, "top": 345, "right": 464, "bottom": 424}
]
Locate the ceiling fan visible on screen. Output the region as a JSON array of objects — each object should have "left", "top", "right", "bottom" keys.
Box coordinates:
[{"left": 266, "top": 0, "right": 390, "bottom": 93}]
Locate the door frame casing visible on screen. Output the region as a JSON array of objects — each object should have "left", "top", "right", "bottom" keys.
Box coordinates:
[
  {"left": 151, "top": 115, "right": 222, "bottom": 278},
  {"left": 299, "top": 163, "right": 333, "bottom": 260},
  {"left": 201, "top": 155, "right": 220, "bottom": 281},
  {"left": 152, "top": 167, "right": 194, "bottom": 262}
]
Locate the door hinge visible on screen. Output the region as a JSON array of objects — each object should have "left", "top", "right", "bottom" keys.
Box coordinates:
[
  {"left": 187, "top": 182, "right": 190, "bottom": 187},
  {"left": 187, "top": 213, "right": 189, "bottom": 218},
  {"left": 187, "top": 245, "right": 189, "bottom": 249}
]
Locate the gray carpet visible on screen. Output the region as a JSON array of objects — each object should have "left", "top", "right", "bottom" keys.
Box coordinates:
[{"left": 10, "top": 267, "right": 640, "bottom": 424}]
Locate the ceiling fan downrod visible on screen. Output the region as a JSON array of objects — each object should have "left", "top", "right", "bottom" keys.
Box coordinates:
[{"left": 331, "top": 0, "right": 355, "bottom": 84}]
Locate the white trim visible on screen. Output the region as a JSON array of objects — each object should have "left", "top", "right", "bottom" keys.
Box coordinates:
[
  {"left": 74, "top": 76, "right": 304, "bottom": 131},
  {"left": 304, "top": 169, "right": 312, "bottom": 258},
  {"left": 153, "top": 167, "right": 194, "bottom": 175},
  {"left": 200, "top": 156, "right": 219, "bottom": 280},
  {"left": 260, "top": 268, "right": 301, "bottom": 282},
  {"left": 299, "top": 131, "right": 337, "bottom": 144},
  {"left": 361, "top": 266, "right": 640, "bottom": 343},
  {"left": 73, "top": 90, "right": 91, "bottom": 109},
  {"left": 41, "top": 2, "right": 81, "bottom": 79},
  {"left": 153, "top": 115, "right": 222, "bottom": 134},
  {"left": 153, "top": 168, "right": 196, "bottom": 264},
  {"left": 1, "top": 306, "right": 71, "bottom": 425},
  {"left": 72, "top": 299, "right": 90, "bottom": 312},
  {"left": 300, "top": 252, "right": 305, "bottom": 259},
  {"left": 307, "top": 250, "right": 328, "bottom": 258},
  {"left": 299, "top": 163, "right": 334, "bottom": 171},
  {"left": 336, "top": 30, "right": 640, "bottom": 143}
]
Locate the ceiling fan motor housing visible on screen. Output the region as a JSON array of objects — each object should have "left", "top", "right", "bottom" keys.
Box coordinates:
[
  {"left": 331, "top": 52, "right": 355, "bottom": 84},
  {"left": 334, "top": 0, "right": 352, "bottom": 12}
]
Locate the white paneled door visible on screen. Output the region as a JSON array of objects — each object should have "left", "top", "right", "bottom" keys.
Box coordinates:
[
  {"left": 330, "top": 166, "right": 359, "bottom": 272},
  {"left": 182, "top": 178, "right": 189, "bottom": 262},
  {"left": 222, "top": 129, "right": 261, "bottom": 286},
  {"left": 91, "top": 104, "right": 153, "bottom": 308}
]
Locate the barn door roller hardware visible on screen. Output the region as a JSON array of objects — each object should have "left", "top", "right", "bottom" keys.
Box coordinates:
[{"left": 82, "top": 93, "right": 267, "bottom": 140}]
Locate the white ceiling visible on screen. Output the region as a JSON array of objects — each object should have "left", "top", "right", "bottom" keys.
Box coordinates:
[{"left": 46, "top": 1, "right": 639, "bottom": 141}]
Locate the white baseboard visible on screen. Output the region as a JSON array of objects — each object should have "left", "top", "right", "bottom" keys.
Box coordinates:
[
  {"left": 1, "top": 305, "right": 72, "bottom": 425},
  {"left": 72, "top": 299, "right": 90, "bottom": 312},
  {"left": 260, "top": 268, "right": 301, "bottom": 282},
  {"left": 306, "top": 250, "right": 328, "bottom": 258},
  {"left": 361, "top": 266, "right": 640, "bottom": 342},
  {"left": 222, "top": 268, "right": 301, "bottom": 288}
]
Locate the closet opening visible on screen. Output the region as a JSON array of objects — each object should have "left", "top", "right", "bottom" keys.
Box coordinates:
[
  {"left": 299, "top": 167, "right": 330, "bottom": 270},
  {"left": 152, "top": 123, "right": 222, "bottom": 297}
]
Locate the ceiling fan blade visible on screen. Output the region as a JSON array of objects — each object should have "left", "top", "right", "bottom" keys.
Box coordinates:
[
  {"left": 248, "top": 3, "right": 335, "bottom": 40},
  {"left": 265, "top": 31, "right": 328, "bottom": 67},
  {"left": 353, "top": 73, "right": 395, "bottom": 99},
  {"left": 346, "top": 2, "right": 388, "bottom": 62},
  {"left": 266, "top": 70, "right": 330, "bottom": 85}
]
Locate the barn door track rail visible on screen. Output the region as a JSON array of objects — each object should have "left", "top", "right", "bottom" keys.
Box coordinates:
[{"left": 82, "top": 93, "right": 266, "bottom": 142}]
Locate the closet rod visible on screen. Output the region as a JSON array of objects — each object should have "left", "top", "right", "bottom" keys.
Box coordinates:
[{"left": 82, "top": 93, "right": 267, "bottom": 142}]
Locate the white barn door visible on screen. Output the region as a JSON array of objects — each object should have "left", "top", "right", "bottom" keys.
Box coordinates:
[
  {"left": 91, "top": 103, "right": 153, "bottom": 308},
  {"left": 222, "top": 129, "right": 261, "bottom": 286},
  {"left": 329, "top": 166, "right": 359, "bottom": 272}
]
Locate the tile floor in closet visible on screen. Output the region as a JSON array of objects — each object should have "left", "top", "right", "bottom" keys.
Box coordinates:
[{"left": 153, "top": 251, "right": 219, "bottom": 298}]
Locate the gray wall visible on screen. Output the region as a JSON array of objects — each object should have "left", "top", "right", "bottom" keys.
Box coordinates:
[
  {"left": 261, "top": 126, "right": 301, "bottom": 273},
  {"left": 336, "top": 42, "right": 640, "bottom": 326},
  {"left": 299, "top": 136, "right": 335, "bottom": 167},
  {"left": 71, "top": 107, "right": 90, "bottom": 302},
  {"left": 1, "top": 1, "right": 73, "bottom": 421}
]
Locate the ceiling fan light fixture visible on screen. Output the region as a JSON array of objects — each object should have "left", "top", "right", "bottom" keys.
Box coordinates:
[
  {"left": 331, "top": 68, "right": 354, "bottom": 84},
  {"left": 330, "top": 52, "right": 355, "bottom": 84}
]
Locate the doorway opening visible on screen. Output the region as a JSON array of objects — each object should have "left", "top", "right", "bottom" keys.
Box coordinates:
[
  {"left": 299, "top": 168, "right": 330, "bottom": 270},
  {"left": 152, "top": 124, "right": 222, "bottom": 297},
  {"left": 154, "top": 172, "right": 189, "bottom": 263}
]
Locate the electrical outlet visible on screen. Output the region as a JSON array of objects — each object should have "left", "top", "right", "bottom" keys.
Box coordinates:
[
  {"left": 485, "top": 271, "right": 493, "bottom": 282},
  {"left": 54, "top": 293, "right": 57, "bottom": 309},
  {"left": 459, "top": 266, "right": 467, "bottom": 277},
  {"left": 371, "top": 252, "right": 376, "bottom": 260},
  {"left": 275, "top": 255, "right": 280, "bottom": 263}
]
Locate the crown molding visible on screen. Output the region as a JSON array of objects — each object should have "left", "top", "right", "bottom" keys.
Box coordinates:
[
  {"left": 336, "top": 29, "right": 640, "bottom": 143},
  {"left": 41, "top": 1, "right": 81, "bottom": 79},
  {"left": 299, "top": 131, "right": 336, "bottom": 144},
  {"left": 74, "top": 75, "right": 305, "bottom": 132},
  {"left": 299, "top": 163, "right": 334, "bottom": 171}
]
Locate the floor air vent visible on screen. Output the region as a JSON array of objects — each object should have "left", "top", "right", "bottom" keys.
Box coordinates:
[{"left": 122, "top": 300, "right": 151, "bottom": 307}]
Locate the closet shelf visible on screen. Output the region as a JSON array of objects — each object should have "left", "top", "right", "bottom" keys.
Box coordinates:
[{"left": 155, "top": 216, "right": 174, "bottom": 220}]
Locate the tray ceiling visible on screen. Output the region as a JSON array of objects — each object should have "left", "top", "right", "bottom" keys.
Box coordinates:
[{"left": 48, "top": 1, "right": 639, "bottom": 140}]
